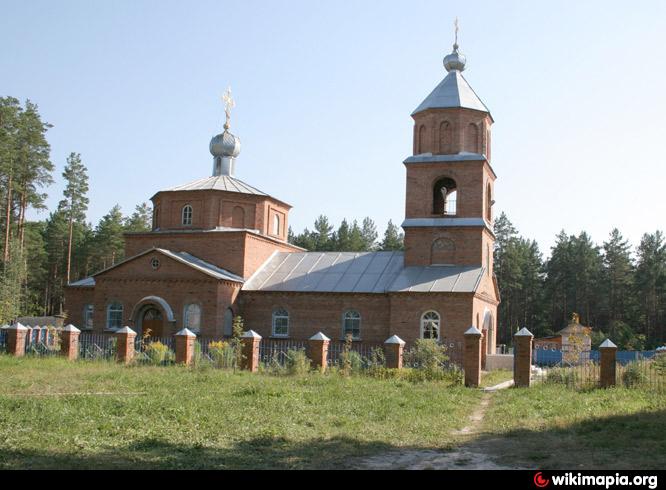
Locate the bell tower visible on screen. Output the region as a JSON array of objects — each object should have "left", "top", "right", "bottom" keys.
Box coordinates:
[{"left": 402, "top": 29, "right": 496, "bottom": 274}]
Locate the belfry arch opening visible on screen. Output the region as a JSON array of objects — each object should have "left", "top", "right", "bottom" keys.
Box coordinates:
[{"left": 433, "top": 177, "right": 457, "bottom": 215}]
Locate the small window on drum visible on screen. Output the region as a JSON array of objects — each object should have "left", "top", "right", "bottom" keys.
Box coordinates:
[{"left": 182, "top": 205, "right": 193, "bottom": 226}]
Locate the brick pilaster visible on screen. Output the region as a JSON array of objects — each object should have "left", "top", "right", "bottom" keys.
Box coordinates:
[
  {"left": 599, "top": 339, "right": 617, "bottom": 388},
  {"left": 115, "top": 327, "right": 137, "bottom": 364},
  {"left": 241, "top": 330, "right": 262, "bottom": 372},
  {"left": 464, "top": 326, "right": 483, "bottom": 387},
  {"left": 513, "top": 327, "right": 534, "bottom": 388},
  {"left": 384, "top": 335, "right": 406, "bottom": 369},
  {"left": 307, "top": 332, "right": 329, "bottom": 372},
  {"left": 175, "top": 328, "right": 197, "bottom": 365},
  {"left": 61, "top": 324, "right": 81, "bottom": 361},
  {"left": 6, "top": 323, "right": 28, "bottom": 357}
]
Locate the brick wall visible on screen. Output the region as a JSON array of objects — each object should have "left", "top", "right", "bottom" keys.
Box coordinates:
[
  {"left": 149, "top": 189, "right": 292, "bottom": 241},
  {"left": 124, "top": 230, "right": 301, "bottom": 279},
  {"left": 412, "top": 108, "right": 493, "bottom": 157}
]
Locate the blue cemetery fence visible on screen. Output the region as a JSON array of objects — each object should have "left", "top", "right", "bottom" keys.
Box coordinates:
[{"left": 533, "top": 346, "right": 659, "bottom": 367}]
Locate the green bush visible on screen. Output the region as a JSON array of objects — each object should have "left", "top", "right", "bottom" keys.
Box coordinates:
[
  {"left": 286, "top": 348, "right": 311, "bottom": 375},
  {"left": 545, "top": 367, "right": 578, "bottom": 387},
  {"left": 144, "top": 341, "right": 174, "bottom": 365},
  {"left": 208, "top": 341, "right": 237, "bottom": 369},
  {"left": 403, "top": 339, "right": 451, "bottom": 381},
  {"left": 622, "top": 362, "right": 648, "bottom": 388}
]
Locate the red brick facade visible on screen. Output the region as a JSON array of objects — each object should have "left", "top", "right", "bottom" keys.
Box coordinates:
[{"left": 63, "top": 46, "right": 500, "bottom": 356}]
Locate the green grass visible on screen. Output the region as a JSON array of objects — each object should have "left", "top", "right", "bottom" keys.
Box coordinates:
[
  {"left": 1, "top": 355, "right": 665, "bottom": 470},
  {"left": 0, "top": 355, "right": 480, "bottom": 469},
  {"left": 480, "top": 369, "right": 513, "bottom": 388},
  {"left": 478, "top": 384, "right": 666, "bottom": 470}
]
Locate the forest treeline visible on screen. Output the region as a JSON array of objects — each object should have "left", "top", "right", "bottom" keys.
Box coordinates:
[
  {"left": 0, "top": 97, "right": 151, "bottom": 319},
  {"left": 1, "top": 96, "right": 664, "bottom": 349}
]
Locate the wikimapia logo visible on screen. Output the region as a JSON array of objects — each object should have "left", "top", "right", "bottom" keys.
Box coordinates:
[{"left": 533, "top": 472, "right": 658, "bottom": 489}]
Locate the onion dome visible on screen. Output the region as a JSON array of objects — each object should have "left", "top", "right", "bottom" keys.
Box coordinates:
[
  {"left": 443, "top": 43, "right": 466, "bottom": 72},
  {"left": 209, "top": 130, "right": 241, "bottom": 158}
]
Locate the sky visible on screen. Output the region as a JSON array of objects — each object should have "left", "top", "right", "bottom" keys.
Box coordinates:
[{"left": 2, "top": 0, "right": 665, "bottom": 257}]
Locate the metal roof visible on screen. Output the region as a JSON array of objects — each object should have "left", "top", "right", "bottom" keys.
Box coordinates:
[
  {"left": 388, "top": 265, "right": 484, "bottom": 293},
  {"left": 156, "top": 249, "right": 245, "bottom": 282},
  {"left": 243, "top": 251, "right": 484, "bottom": 294},
  {"left": 403, "top": 152, "right": 486, "bottom": 164},
  {"left": 412, "top": 70, "right": 491, "bottom": 117},
  {"left": 69, "top": 277, "right": 95, "bottom": 287},
  {"left": 159, "top": 175, "right": 267, "bottom": 196}
]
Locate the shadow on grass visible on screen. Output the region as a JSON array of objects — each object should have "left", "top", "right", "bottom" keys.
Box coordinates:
[
  {"left": 464, "top": 408, "right": 666, "bottom": 470},
  {"left": 2, "top": 411, "right": 664, "bottom": 470},
  {"left": 0, "top": 436, "right": 400, "bottom": 470}
]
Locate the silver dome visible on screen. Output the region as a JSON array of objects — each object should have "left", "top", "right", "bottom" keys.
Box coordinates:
[
  {"left": 443, "top": 44, "right": 466, "bottom": 72},
  {"left": 209, "top": 130, "right": 241, "bottom": 158}
]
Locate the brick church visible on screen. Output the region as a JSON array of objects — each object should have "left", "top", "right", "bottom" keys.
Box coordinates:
[{"left": 65, "top": 39, "right": 500, "bottom": 353}]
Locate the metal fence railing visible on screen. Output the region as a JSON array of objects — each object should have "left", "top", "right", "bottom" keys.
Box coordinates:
[
  {"left": 532, "top": 346, "right": 665, "bottom": 391},
  {"left": 259, "top": 338, "right": 307, "bottom": 367}
]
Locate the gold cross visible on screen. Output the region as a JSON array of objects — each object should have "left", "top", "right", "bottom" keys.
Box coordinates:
[{"left": 222, "top": 86, "right": 235, "bottom": 129}]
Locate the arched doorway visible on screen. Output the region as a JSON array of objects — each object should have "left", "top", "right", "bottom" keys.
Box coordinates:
[{"left": 142, "top": 307, "right": 164, "bottom": 337}]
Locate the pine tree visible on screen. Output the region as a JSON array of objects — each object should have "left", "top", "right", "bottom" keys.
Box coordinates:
[
  {"left": 380, "top": 220, "right": 404, "bottom": 251},
  {"left": 60, "top": 152, "right": 89, "bottom": 284},
  {"left": 0, "top": 238, "right": 26, "bottom": 323},
  {"left": 313, "top": 215, "right": 333, "bottom": 251},
  {"left": 124, "top": 202, "right": 152, "bottom": 232},
  {"left": 635, "top": 231, "right": 666, "bottom": 347},
  {"left": 91, "top": 205, "right": 126, "bottom": 272},
  {"left": 13, "top": 100, "right": 53, "bottom": 250},
  {"left": 602, "top": 229, "right": 634, "bottom": 325},
  {"left": 334, "top": 219, "right": 351, "bottom": 251},
  {"left": 360, "top": 217, "right": 378, "bottom": 251}
]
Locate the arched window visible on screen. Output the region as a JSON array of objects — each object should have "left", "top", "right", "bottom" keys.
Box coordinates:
[
  {"left": 486, "top": 129, "right": 491, "bottom": 158},
  {"left": 439, "top": 121, "right": 452, "bottom": 154},
  {"left": 183, "top": 304, "right": 201, "bottom": 333},
  {"left": 486, "top": 244, "right": 491, "bottom": 275},
  {"left": 486, "top": 183, "right": 493, "bottom": 222},
  {"left": 421, "top": 311, "right": 440, "bottom": 340},
  {"left": 431, "top": 237, "right": 456, "bottom": 265},
  {"left": 272, "top": 308, "right": 289, "bottom": 337},
  {"left": 106, "top": 302, "right": 123, "bottom": 330},
  {"left": 342, "top": 310, "right": 361, "bottom": 340},
  {"left": 466, "top": 123, "right": 479, "bottom": 153},
  {"left": 182, "top": 205, "right": 193, "bottom": 226},
  {"left": 232, "top": 206, "right": 245, "bottom": 228},
  {"left": 273, "top": 214, "right": 281, "bottom": 236},
  {"left": 418, "top": 125, "right": 427, "bottom": 154},
  {"left": 433, "top": 177, "right": 457, "bottom": 215},
  {"left": 83, "top": 304, "right": 94, "bottom": 330},
  {"left": 153, "top": 206, "right": 160, "bottom": 230}
]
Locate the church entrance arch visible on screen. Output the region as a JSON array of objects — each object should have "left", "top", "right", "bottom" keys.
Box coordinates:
[
  {"left": 131, "top": 296, "right": 176, "bottom": 337},
  {"left": 141, "top": 308, "right": 164, "bottom": 337}
]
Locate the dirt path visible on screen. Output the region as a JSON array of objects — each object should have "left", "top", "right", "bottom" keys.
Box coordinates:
[{"left": 358, "top": 391, "right": 524, "bottom": 470}]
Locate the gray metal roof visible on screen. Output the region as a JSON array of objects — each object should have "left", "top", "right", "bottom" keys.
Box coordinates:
[
  {"left": 402, "top": 217, "right": 490, "bottom": 228},
  {"left": 160, "top": 175, "right": 267, "bottom": 196},
  {"left": 403, "top": 152, "right": 486, "bottom": 164},
  {"left": 156, "top": 249, "right": 244, "bottom": 282},
  {"left": 388, "top": 265, "right": 484, "bottom": 293},
  {"left": 412, "top": 70, "right": 490, "bottom": 116},
  {"left": 69, "top": 277, "right": 95, "bottom": 287},
  {"left": 243, "top": 251, "right": 484, "bottom": 294}
]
